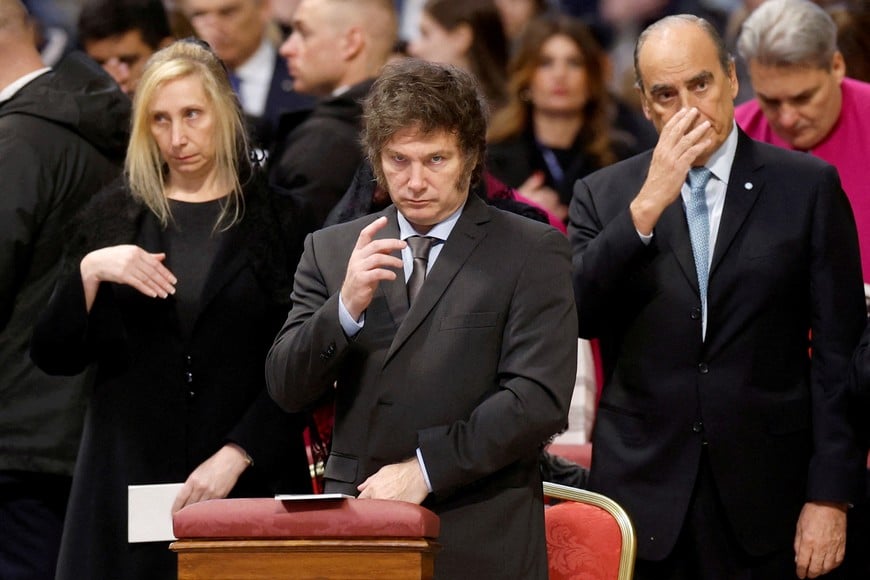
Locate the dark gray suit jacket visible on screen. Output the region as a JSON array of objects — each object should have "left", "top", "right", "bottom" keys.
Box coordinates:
[
  {"left": 570, "top": 129, "right": 867, "bottom": 561},
  {"left": 267, "top": 193, "right": 577, "bottom": 579}
]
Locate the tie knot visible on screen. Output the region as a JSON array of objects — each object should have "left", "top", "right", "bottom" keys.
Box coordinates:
[
  {"left": 407, "top": 235, "right": 435, "bottom": 260},
  {"left": 688, "top": 167, "right": 713, "bottom": 192}
]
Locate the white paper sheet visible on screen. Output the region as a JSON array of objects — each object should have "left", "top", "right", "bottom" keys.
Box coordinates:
[
  {"left": 274, "top": 493, "right": 354, "bottom": 501},
  {"left": 128, "top": 483, "right": 185, "bottom": 543}
]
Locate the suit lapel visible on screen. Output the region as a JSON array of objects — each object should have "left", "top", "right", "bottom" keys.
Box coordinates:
[
  {"left": 656, "top": 131, "right": 764, "bottom": 298},
  {"left": 710, "top": 132, "right": 762, "bottom": 277},
  {"left": 658, "top": 196, "right": 700, "bottom": 296},
  {"left": 384, "top": 195, "right": 490, "bottom": 365}
]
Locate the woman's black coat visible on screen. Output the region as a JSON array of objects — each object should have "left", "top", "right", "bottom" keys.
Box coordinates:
[{"left": 31, "top": 173, "right": 313, "bottom": 580}]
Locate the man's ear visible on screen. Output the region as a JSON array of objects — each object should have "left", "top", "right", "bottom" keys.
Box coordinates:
[
  {"left": 831, "top": 50, "right": 846, "bottom": 84},
  {"left": 451, "top": 22, "right": 473, "bottom": 56},
  {"left": 727, "top": 60, "right": 739, "bottom": 100},
  {"left": 637, "top": 86, "right": 652, "bottom": 121},
  {"left": 341, "top": 26, "right": 365, "bottom": 61},
  {"left": 258, "top": 0, "right": 272, "bottom": 23}
]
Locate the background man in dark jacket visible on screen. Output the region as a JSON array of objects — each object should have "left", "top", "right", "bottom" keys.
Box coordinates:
[
  {"left": 0, "top": 0, "right": 130, "bottom": 577},
  {"left": 77, "top": 0, "right": 174, "bottom": 97},
  {"left": 268, "top": 0, "right": 396, "bottom": 228}
]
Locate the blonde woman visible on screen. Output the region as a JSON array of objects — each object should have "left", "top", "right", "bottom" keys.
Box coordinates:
[{"left": 31, "top": 39, "right": 313, "bottom": 580}]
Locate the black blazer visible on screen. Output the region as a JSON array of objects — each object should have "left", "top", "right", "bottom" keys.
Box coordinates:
[
  {"left": 267, "top": 194, "right": 578, "bottom": 579},
  {"left": 569, "top": 130, "right": 867, "bottom": 561}
]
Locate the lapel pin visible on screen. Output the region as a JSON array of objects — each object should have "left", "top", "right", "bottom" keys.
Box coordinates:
[{"left": 744, "top": 182, "right": 754, "bottom": 190}]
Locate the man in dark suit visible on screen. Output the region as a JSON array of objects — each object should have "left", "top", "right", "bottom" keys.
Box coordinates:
[
  {"left": 77, "top": 0, "right": 173, "bottom": 97},
  {"left": 267, "top": 59, "right": 577, "bottom": 579},
  {"left": 182, "top": 0, "right": 313, "bottom": 149},
  {"left": 569, "top": 14, "right": 867, "bottom": 580}
]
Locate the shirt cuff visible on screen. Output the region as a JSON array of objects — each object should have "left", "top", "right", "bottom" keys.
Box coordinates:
[
  {"left": 338, "top": 293, "right": 364, "bottom": 337},
  {"left": 637, "top": 229, "right": 654, "bottom": 245},
  {"left": 415, "top": 448, "right": 434, "bottom": 493}
]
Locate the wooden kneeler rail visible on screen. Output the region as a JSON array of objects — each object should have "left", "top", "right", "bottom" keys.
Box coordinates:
[{"left": 171, "top": 497, "right": 441, "bottom": 580}]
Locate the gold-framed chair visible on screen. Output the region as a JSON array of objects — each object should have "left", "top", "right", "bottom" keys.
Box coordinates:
[{"left": 543, "top": 481, "right": 636, "bottom": 580}]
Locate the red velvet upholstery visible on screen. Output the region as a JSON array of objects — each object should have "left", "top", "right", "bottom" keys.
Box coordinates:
[
  {"left": 548, "top": 442, "right": 593, "bottom": 469},
  {"left": 173, "top": 498, "right": 440, "bottom": 540},
  {"left": 546, "top": 501, "right": 623, "bottom": 580}
]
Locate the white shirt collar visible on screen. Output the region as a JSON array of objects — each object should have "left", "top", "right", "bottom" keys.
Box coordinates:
[
  {"left": 704, "top": 121, "right": 739, "bottom": 185},
  {"left": 397, "top": 204, "right": 464, "bottom": 241},
  {"left": 233, "top": 38, "right": 274, "bottom": 116},
  {"left": 0, "top": 68, "right": 51, "bottom": 103},
  {"left": 234, "top": 37, "right": 273, "bottom": 82}
]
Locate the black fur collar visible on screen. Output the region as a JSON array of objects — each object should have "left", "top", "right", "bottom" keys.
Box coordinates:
[{"left": 62, "top": 172, "right": 307, "bottom": 304}]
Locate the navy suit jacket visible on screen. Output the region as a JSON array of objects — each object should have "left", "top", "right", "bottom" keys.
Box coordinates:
[{"left": 570, "top": 129, "right": 867, "bottom": 560}]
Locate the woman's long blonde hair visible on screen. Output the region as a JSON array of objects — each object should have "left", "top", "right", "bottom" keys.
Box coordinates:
[{"left": 125, "top": 39, "right": 250, "bottom": 228}]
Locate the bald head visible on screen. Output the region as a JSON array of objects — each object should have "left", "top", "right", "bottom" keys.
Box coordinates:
[
  {"left": 0, "top": 0, "right": 45, "bottom": 91},
  {"left": 280, "top": 0, "right": 397, "bottom": 95},
  {"left": 634, "top": 14, "right": 732, "bottom": 93},
  {"left": 313, "top": 0, "right": 397, "bottom": 64},
  {"left": 0, "top": 0, "right": 29, "bottom": 35}
]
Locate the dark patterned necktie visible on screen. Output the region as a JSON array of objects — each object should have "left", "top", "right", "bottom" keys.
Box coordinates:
[{"left": 406, "top": 235, "right": 435, "bottom": 305}]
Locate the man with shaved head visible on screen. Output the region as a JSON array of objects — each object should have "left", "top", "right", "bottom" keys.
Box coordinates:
[
  {"left": 0, "top": 0, "right": 129, "bottom": 577},
  {"left": 268, "top": 0, "right": 397, "bottom": 228},
  {"left": 570, "top": 13, "right": 866, "bottom": 579}
]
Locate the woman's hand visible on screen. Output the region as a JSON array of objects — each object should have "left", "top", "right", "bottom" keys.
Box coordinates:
[
  {"left": 518, "top": 172, "right": 568, "bottom": 221},
  {"left": 80, "top": 245, "right": 176, "bottom": 311},
  {"left": 171, "top": 443, "right": 252, "bottom": 514}
]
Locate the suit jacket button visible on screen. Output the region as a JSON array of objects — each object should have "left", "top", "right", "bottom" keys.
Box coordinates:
[
  {"left": 185, "top": 371, "right": 194, "bottom": 383},
  {"left": 690, "top": 308, "right": 701, "bottom": 320},
  {"left": 698, "top": 362, "right": 709, "bottom": 374},
  {"left": 692, "top": 421, "right": 704, "bottom": 433}
]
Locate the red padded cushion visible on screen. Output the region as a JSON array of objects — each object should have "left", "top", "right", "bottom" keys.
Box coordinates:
[
  {"left": 545, "top": 501, "right": 622, "bottom": 580},
  {"left": 173, "top": 498, "right": 440, "bottom": 539}
]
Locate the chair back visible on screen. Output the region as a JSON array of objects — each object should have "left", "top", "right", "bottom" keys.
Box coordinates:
[{"left": 543, "top": 481, "right": 636, "bottom": 580}]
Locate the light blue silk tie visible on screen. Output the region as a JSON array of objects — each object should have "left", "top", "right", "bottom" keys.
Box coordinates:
[{"left": 686, "top": 167, "right": 713, "bottom": 307}]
